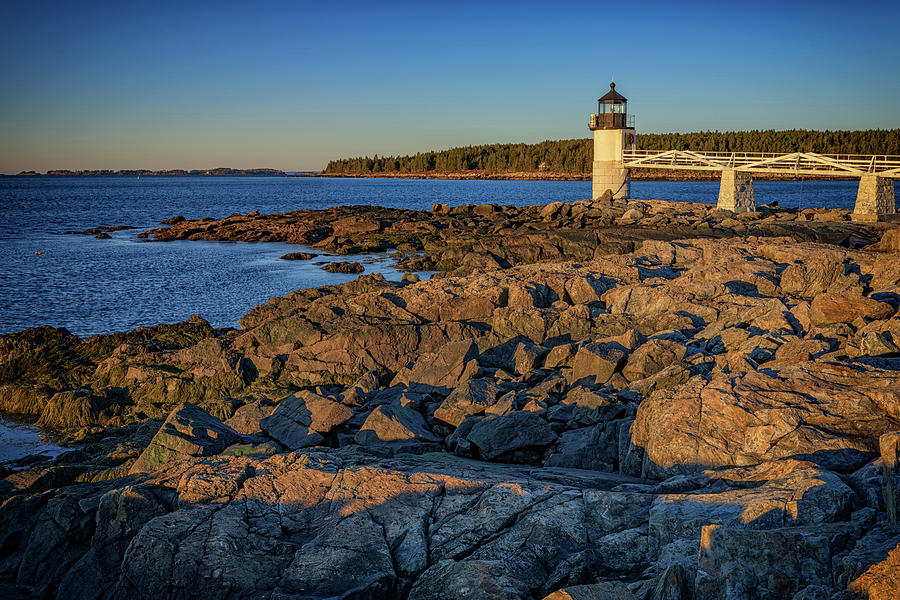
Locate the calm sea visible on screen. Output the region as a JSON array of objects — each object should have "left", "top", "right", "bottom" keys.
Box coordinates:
[{"left": 0, "top": 176, "right": 881, "bottom": 338}]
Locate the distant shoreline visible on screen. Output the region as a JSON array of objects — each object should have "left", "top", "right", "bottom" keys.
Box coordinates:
[
  {"left": 9, "top": 168, "right": 290, "bottom": 177},
  {"left": 5, "top": 170, "right": 862, "bottom": 182},
  {"left": 302, "top": 170, "right": 859, "bottom": 182}
]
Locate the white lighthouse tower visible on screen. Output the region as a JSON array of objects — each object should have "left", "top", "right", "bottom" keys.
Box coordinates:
[{"left": 589, "top": 82, "right": 635, "bottom": 199}]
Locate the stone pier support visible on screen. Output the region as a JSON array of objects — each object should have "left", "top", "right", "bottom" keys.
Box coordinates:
[
  {"left": 717, "top": 169, "right": 755, "bottom": 213},
  {"left": 852, "top": 175, "right": 897, "bottom": 222}
]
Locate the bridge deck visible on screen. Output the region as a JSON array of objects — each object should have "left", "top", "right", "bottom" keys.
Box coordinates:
[{"left": 623, "top": 150, "right": 900, "bottom": 178}]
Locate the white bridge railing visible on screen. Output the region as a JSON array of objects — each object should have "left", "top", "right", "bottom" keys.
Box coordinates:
[{"left": 623, "top": 149, "right": 900, "bottom": 178}]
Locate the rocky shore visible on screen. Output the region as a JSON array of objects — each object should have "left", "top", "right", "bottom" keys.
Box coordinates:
[{"left": 2, "top": 194, "right": 899, "bottom": 599}]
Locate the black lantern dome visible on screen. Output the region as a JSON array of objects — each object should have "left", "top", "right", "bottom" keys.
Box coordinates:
[{"left": 598, "top": 82, "right": 627, "bottom": 111}]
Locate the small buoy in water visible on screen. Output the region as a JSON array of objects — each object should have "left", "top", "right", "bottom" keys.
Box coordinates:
[{"left": 34, "top": 251, "right": 42, "bottom": 255}]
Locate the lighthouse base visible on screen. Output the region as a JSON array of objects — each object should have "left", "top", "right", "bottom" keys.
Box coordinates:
[{"left": 592, "top": 161, "right": 630, "bottom": 200}]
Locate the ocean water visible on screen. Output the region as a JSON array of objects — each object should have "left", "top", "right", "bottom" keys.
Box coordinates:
[
  {"left": 0, "top": 176, "right": 885, "bottom": 337},
  {"left": 0, "top": 416, "right": 68, "bottom": 466}
]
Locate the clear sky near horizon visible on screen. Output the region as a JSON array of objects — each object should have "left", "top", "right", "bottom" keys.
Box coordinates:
[{"left": 1, "top": 0, "right": 898, "bottom": 173}]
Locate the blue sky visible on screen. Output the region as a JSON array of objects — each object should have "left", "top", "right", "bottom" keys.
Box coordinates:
[{"left": 1, "top": 0, "right": 898, "bottom": 172}]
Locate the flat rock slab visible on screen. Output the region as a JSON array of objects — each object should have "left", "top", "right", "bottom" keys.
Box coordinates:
[
  {"left": 355, "top": 402, "right": 441, "bottom": 445},
  {"left": 434, "top": 378, "right": 505, "bottom": 427},
  {"left": 465, "top": 410, "right": 558, "bottom": 460},
  {"left": 260, "top": 391, "right": 353, "bottom": 449},
  {"left": 129, "top": 402, "right": 241, "bottom": 473}
]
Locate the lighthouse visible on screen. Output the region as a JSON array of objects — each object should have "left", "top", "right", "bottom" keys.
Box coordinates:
[{"left": 589, "top": 82, "right": 635, "bottom": 199}]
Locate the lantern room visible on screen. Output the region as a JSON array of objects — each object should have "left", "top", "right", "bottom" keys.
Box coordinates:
[{"left": 589, "top": 82, "right": 628, "bottom": 130}]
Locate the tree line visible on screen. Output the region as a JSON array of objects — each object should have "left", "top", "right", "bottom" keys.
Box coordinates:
[{"left": 323, "top": 129, "right": 900, "bottom": 175}]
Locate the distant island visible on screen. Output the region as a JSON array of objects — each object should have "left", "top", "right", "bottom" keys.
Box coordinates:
[
  {"left": 14, "top": 167, "right": 286, "bottom": 176},
  {"left": 321, "top": 128, "right": 900, "bottom": 181}
]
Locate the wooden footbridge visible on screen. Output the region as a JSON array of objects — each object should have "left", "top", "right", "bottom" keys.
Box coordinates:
[
  {"left": 623, "top": 150, "right": 900, "bottom": 178},
  {"left": 622, "top": 150, "right": 900, "bottom": 221}
]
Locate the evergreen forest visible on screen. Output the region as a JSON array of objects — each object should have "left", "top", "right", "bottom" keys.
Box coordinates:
[{"left": 323, "top": 129, "right": 900, "bottom": 175}]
